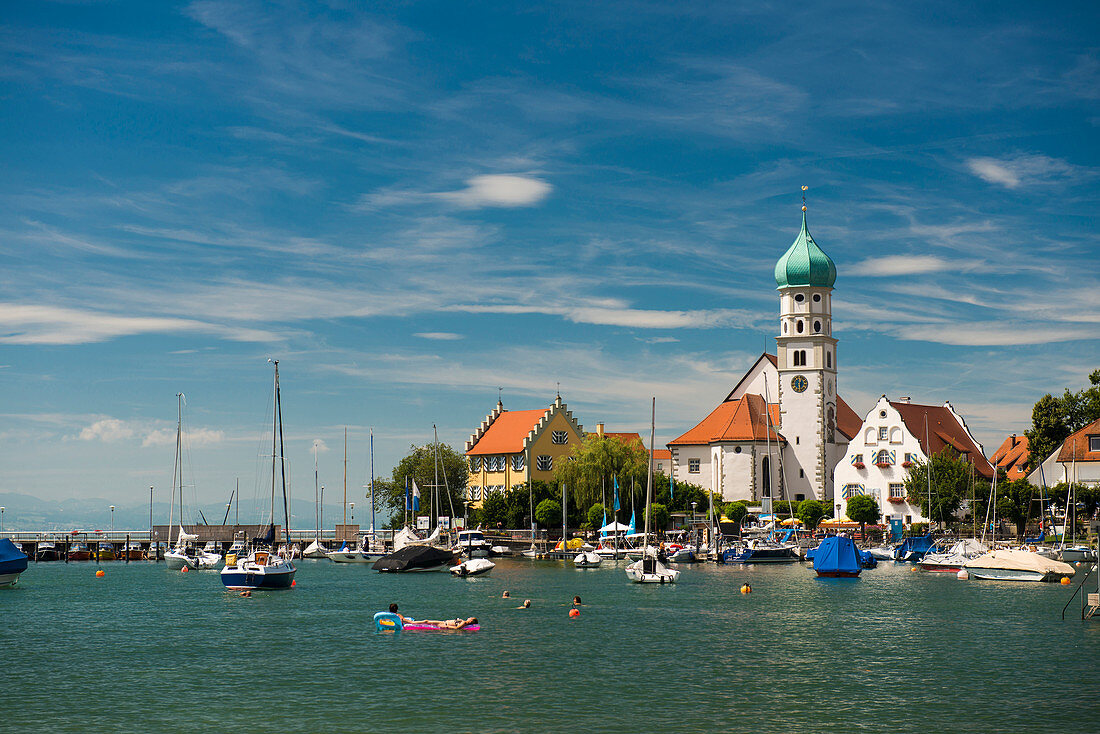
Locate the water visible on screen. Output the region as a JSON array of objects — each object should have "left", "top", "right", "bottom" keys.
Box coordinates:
[{"left": 3, "top": 559, "right": 1097, "bottom": 732}]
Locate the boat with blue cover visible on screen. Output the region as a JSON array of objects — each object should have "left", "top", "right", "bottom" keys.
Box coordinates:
[
  {"left": 721, "top": 529, "right": 800, "bottom": 563},
  {"left": 893, "top": 533, "right": 936, "bottom": 562},
  {"left": 0, "top": 539, "right": 29, "bottom": 588},
  {"left": 811, "top": 535, "right": 864, "bottom": 577}
]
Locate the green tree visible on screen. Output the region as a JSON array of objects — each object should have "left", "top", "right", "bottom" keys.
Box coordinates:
[
  {"left": 1025, "top": 370, "right": 1100, "bottom": 470},
  {"left": 846, "top": 494, "right": 880, "bottom": 538},
  {"left": 722, "top": 501, "right": 749, "bottom": 527},
  {"left": 645, "top": 502, "right": 670, "bottom": 533},
  {"left": 534, "top": 499, "right": 562, "bottom": 529},
  {"left": 381, "top": 442, "right": 468, "bottom": 527},
  {"left": 654, "top": 473, "right": 708, "bottom": 514},
  {"left": 554, "top": 434, "right": 649, "bottom": 513},
  {"left": 989, "top": 477, "right": 1035, "bottom": 537},
  {"left": 478, "top": 491, "right": 509, "bottom": 529},
  {"left": 903, "top": 448, "right": 973, "bottom": 525},
  {"left": 796, "top": 499, "right": 825, "bottom": 530},
  {"left": 587, "top": 502, "right": 606, "bottom": 530}
]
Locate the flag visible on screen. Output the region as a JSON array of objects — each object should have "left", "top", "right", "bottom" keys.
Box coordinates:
[
  {"left": 669, "top": 471, "right": 674, "bottom": 501},
  {"left": 409, "top": 478, "right": 421, "bottom": 512},
  {"left": 613, "top": 476, "right": 621, "bottom": 512},
  {"left": 601, "top": 510, "right": 608, "bottom": 537},
  {"left": 628, "top": 510, "right": 636, "bottom": 534}
]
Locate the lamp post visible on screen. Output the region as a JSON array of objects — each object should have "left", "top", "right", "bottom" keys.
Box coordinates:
[
  {"left": 691, "top": 501, "right": 697, "bottom": 525},
  {"left": 1, "top": 506, "right": 5, "bottom": 533},
  {"left": 110, "top": 505, "right": 115, "bottom": 534}
]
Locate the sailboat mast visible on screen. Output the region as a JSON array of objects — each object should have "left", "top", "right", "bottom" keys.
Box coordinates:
[
  {"left": 925, "top": 415, "right": 932, "bottom": 529},
  {"left": 644, "top": 397, "right": 655, "bottom": 543},
  {"left": 275, "top": 362, "right": 289, "bottom": 547},
  {"left": 270, "top": 363, "right": 278, "bottom": 534},
  {"left": 168, "top": 393, "right": 181, "bottom": 547},
  {"left": 314, "top": 443, "right": 320, "bottom": 542},
  {"left": 343, "top": 427, "right": 347, "bottom": 529},
  {"left": 370, "top": 428, "right": 376, "bottom": 535},
  {"left": 433, "top": 424, "right": 440, "bottom": 530}
]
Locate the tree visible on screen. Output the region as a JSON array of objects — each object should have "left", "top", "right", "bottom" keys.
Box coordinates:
[
  {"left": 723, "top": 501, "right": 749, "bottom": 527},
  {"left": 1026, "top": 370, "right": 1100, "bottom": 470},
  {"left": 478, "top": 491, "right": 509, "bottom": 529},
  {"left": 381, "top": 442, "right": 468, "bottom": 527},
  {"left": 587, "top": 502, "right": 606, "bottom": 530},
  {"left": 534, "top": 499, "right": 562, "bottom": 529},
  {"left": 554, "top": 434, "right": 650, "bottom": 513},
  {"left": 654, "top": 473, "right": 708, "bottom": 514},
  {"left": 846, "top": 494, "right": 880, "bottom": 538},
  {"left": 903, "top": 448, "right": 973, "bottom": 525},
  {"left": 645, "top": 502, "right": 670, "bottom": 533},
  {"left": 991, "top": 477, "right": 1035, "bottom": 537},
  {"left": 796, "top": 499, "right": 825, "bottom": 530}
]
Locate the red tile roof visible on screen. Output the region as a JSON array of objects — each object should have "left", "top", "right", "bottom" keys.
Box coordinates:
[
  {"left": 1056, "top": 417, "right": 1100, "bottom": 463},
  {"left": 602, "top": 432, "right": 643, "bottom": 447},
  {"left": 836, "top": 396, "right": 861, "bottom": 441},
  {"left": 669, "top": 393, "right": 784, "bottom": 446},
  {"left": 466, "top": 409, "right": 546, "bottom": 455},
  {"left": 991, "top": 434, "right": 1030, "bottom": 480},
  {"left": 889, "top": 401, "right": 995, "bottom": 479}
]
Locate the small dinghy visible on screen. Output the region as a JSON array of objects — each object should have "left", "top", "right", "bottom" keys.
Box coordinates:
[
  {"left": 573, "top": 551, "right": 602, "bottom": 568},
  {"left": 450, "top": 558, "right": 495, "bottom": 577},
  {"left": 625, "top": 549, "right": 680, "bottom": 584}
]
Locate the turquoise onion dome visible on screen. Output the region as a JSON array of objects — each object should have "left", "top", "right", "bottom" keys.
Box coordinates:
[{"left": 774, "top": 211, "right": 837, "bottom": 289}]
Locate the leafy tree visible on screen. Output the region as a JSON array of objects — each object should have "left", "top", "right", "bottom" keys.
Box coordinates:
[
  {"left": 903, "top": 448, "right": 973, "bottom": 525},
  {"left": 654, "top": 473, "right": 708, "bottom": 514},
  {"left": 723, "top": 501, "right": 749, "bottom": 526},
  {"left": 846, "top": 494, "right": 880, "bottom": 538},
  {"left": 381, "top": 442, "right": 468, "bottom": 527},
  {"left": 587, "top": 502, "right": 606, "bottom": 530},
  {"left": 796, "top": 499, "right": 825, "bottom": 530},
  {"left": 992, "top": 477, "right": 1035, "bottom": 537},
  {"left": 645, "top": 502, "right": 670, "bottom": 533},
  {"left": 534, "top": 499, "right": 562, "bottom": 529},
  {"left": 554, "top": 434, "right": 650, "bottom": 511},
  {"left": 478, "top": 491, "right": 509, "bottom": 529},
  {"left": 1025, "top": 370, "right": 1100, "bottom": 470}
]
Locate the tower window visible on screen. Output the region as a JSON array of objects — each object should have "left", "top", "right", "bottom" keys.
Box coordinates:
[
  {"left": 813, "top": 294, "right": 821, "bottom": 303},
  {"left": 826, "top": 352, "right": 832, "bottom": 368},
  {"left": 783, "top": 322, "right": 787, "bottom": 334},
  {"left": 799, "top": 469, "right": 804, "bottom": 478},
  {"left": 794, "top": 294, "right": 805, "bottom": 303},
  {"left": 796, "top": 320, "right": 804, "bottom": 333},
  {"left": 814, "top": 320, "right": 821, "bottom": 333}
]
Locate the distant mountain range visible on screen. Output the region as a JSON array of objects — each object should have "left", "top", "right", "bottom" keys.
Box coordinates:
[{"left": 0, "top": 491, "right": 389, "bottom": 532}]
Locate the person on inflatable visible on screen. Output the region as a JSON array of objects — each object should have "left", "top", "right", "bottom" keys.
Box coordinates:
[
  {"left": 389, "top": 602, "right": 416, "bottom": 624},
  {"left": 422, "top": 616, "right": 478, "bottom": 630}
]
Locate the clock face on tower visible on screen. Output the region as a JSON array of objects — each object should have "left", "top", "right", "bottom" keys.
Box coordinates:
[{"left": 791, "top": 375, "right": 808, "bottom": 393}]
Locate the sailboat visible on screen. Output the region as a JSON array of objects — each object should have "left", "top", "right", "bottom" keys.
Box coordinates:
[
  {"left": 303, "top": 442, "right": 328, "bottom": 559},
  {"left": 164, "top": 393, "right": 221, "bottom": 571},
  {"left": 220, "top": 360, "right": 296, "bottom": 590},
  {"left": 626, "top": 398, "right": 680, "bottom": 584}
]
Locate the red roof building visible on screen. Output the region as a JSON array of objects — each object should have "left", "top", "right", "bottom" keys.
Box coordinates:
[{"left": 991, "top": 434, "right": 1030, "bottom": 481}]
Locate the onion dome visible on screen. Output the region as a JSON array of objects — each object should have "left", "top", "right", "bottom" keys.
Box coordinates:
[{"left": 774, "top": 211, "right": 836, "bottom": 289}]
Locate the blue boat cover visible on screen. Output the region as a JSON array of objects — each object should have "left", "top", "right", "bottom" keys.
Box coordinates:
[
  {"left": 858, "top": 549, "right": 877, "bottom": 568},
  {"left": 813, "top": 535, "right": 861, "bottom": 575},
  {"left": 893, "top": 533, "right": 935, "bottom": 561},
  {"left": 0, "top": 538, "right": 29, "bottom": 574}
]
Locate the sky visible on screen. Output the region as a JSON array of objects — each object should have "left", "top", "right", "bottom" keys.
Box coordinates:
[{"left": 1, "top": 1, "right": 1098, "bottom": 526}]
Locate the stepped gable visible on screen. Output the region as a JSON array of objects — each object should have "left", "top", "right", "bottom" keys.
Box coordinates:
[
  {"left": 669, "top": 393, "right": 784, "bottom": 446},
  {"left": 466, "top": 396, "right": 584, "bottom": 456},
  {"left": 1056, "top": 417, "right": 1100, "bottom": 463},
  {"left": 889, "top": 400, "right": 995, "bottom": 478},
  {"left": 991, "top": 434, "right": 1030, "bottom": 480}
]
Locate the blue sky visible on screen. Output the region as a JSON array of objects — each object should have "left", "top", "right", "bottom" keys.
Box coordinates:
[{"left": 1, "top": 1, "right": 1098, "bottom": 523}]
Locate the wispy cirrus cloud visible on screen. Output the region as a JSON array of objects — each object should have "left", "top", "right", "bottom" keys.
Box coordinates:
[
  {"left": 852, "top": 255, "right": 961, "bottom": 277},
  {"left": 142, "top": 426, "right": 225, "bottom": 447},
  {"left": 965, "top": 154, "right": 1082, "bottom": 189},
  {"left": 357, "top": 174, "right": 552, "bottom": 210},
  {"left": 413, "top": 332, "right": 464, "bottom": 341}
]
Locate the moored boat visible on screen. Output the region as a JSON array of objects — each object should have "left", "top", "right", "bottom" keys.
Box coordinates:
[
  {"left": 0, "top": 539, "right": 29, "bottom": 588},
  {"left": 918, "top": 539, "right": 987, "bottom": 573},
  {"left": 373, "top": 544, "right": 454, "bottom": 573},
  {"left": 121, "top": 541, "right": 146, "bottom": 560},
  {"left": 963, "top": 549, "right": 1075, "bottom": 582},
  {"left": 626, "top": 548, "right": 680, "bottom": 583},
  {"left": 573, "top": 550, "right": 602, "bottom": 568},
  {"left": 67, "top": 543, "right": 93, "bottom": 561},
  {"left": 450, "top": 558, "right": 495, "bottom": 577},
  {"left": 34, "top": 539, "right": 61, "bottom": 562},
  {"left": 96, "top": 543, "right": 117, "bottom": 561},
  {"left": 811, "top": 535, "right": 863, "bottom": 577}
]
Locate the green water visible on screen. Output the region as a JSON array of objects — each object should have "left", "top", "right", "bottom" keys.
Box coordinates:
[{"left": 3, "top": 559, "right": 1097, "bottom": 733}]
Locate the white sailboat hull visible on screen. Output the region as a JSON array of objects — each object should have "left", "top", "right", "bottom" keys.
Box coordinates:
[
  {"left": 625, "top": 558, "right": 680, "bottom": 584},
  {"left": 326, "top": 550, "right": 386, "bottom": 564},
  {"left": 574, "top": 551, "right": 602, "bottom": 568}
]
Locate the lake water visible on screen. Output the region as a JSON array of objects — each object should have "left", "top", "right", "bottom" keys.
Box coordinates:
[{"left": 3, "top": 558, "right": 1097, "bottom": 732}]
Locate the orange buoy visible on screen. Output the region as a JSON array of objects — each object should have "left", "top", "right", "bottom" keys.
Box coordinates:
[
  {"left": 95, "top": 569, "right": 105, "bottom": 578},
  {"left": 180, "top": 566, "right": 189, "bottom": 573},
  {"left": 568, "top": 608, "right": 580, "bottom": 618},
  {"left": 740, "top": 583, "right": 751, "bottom": 594},
  {"left": 1060, "top": 576, "right": 1072, "bottom": 585}
]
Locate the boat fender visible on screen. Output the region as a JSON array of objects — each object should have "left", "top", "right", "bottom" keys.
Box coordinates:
[{"left": 1060, "top": 576, "right": 1071, "bottom": 585}]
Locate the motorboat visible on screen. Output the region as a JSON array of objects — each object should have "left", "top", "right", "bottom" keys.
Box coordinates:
[
  {"left": 1058, "top": 545, "right": 1097, "bottom": 563},
  {"left": 573, "top": 551, "right": 602, "bottom": 568},
  {"left": 810, "top": 535, "right": 864, "bottom": 577},
  {"left": 450, "top": 558, "right": 495, "bottom": 577},
  {"left": 96, "top": 543, "right": 117, "bottom": 561},
  {"left": 918, "top": 539, "right": 988, "bottom": 573},
  {"left": 34, "top": 539, "right": 61, "bottom": 562},
  {"left": 373, "top": 544, "right": 454, "bottom": 573},
  {"left": 866, "top": 545, "right": 896, "bottom": 561},
  {"left": 326, "top": 539, "right": 387, "bottom": 564},
  {"left": 220, "top": 548, "right": 296, "bottom": 590},
  {"left": 454, "top": 530, "right": 493, "bottom": 558},
  {"left": 722, "top": 538, "right": 800, "bottom": 564},
  {"left": 963, "top": 549, "right": 1076, "bottom": 582},
  {"left": 120, "top": 541, "right": 146, "bottom": 560},
  {"left": 0, "top": 539, "right": 29, "bottom": 588},
  {"left": 67, "top": 543, "right": 93, "bottom": 561},
  {"left": 165, "top": 544, "right": 222, "bottom": 570},
  {"left": 625, "top": 549, "right": 680, "bottom": 584},
  {"left": 893, "top": 533, "right": 936, "bottom": 562},
  {"left": 667, "top": 545, "right": 697, "bottom": 563}
]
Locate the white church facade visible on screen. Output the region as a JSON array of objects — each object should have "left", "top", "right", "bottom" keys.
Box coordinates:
[{"left": 668, "top": 208, "right": 861, "bottom": 510}]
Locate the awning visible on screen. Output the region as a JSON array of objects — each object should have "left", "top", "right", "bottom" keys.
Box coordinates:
[{"left": 599, "top": 521, "right": 631, "bottom": 532}]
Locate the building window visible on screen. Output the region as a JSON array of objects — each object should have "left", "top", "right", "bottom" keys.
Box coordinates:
[
  {"left": 795, "top": 293, "right": 805, "bottom": 303},
  {"left": 904, "top": 453, "right": 914, "bottom": 463},
  {"left": 813, "top": 294, "right": 821, "bottom": 303},
  {"left": 889, "top": 483, "right": 905, "bottom": 499},
  {"left": 842, "top": 484, "right": 866, "bottom": 499},
  {"left": 1090, "top": 436, "right": 1100, "bottom": 452},
  {"left": 783, "top": 322, "right": 788, "bottom": 334},
  {"left": 688, "top": 458, "right": 701, "bottom": 473},
  {"left": 875, "top": 450, "right": 894, "bottom": 466},
  {"left": 793, "top": 350, "right": 807, "bottom": 367},
  {"left": 471, "top": 487, "right": 482, "bottom": 501},
  {"left": 490, "top": 456, "right": 506, "bottom": 472},
  {"left": 512, "top": 454, "right": 524, "bottom": 471},
  {"left": 814, "top": 320, "right": 821, "bottom": 333},
  {"left": 734, "top": 446, "right": 742, "bottom": 454},
  {"left": 796, "top": 494, "right": 806, "bottom": 502},
  {"left": 552, "top": 430, "right": 568, "bottom": 445},
  {"left": 656, "top": 462, "right": 663, "bottom": 471},
  {"left": 879, "top": 427, "right": 888, "bottom": 440},
  {"left": 470, "top": 457, "right": 482, "bottom": 471},
  {"left": 799, "top": 469, "right": 804, "bottom": 478},
  {"left": 536, "top": 455, "right": 553, "bottom": 472},
  {"left": 796, "top": 320, "right": 804, "bottom": 333},
  {"left": 826, "top": 351, "right": 832, "bottom": 368}
]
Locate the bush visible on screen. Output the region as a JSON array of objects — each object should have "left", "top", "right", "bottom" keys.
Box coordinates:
[
  {"left": 587, "top": 503, "right": 606, "bottom": 530},
  {"left": 723, "top": 501, "right": 749, "bottom": 525},
  {"left": 645, "top": 502, "right": 670, "bottom": 532},
  {"left": 535, "top": 499, "right": 562, "bottom": 529}
]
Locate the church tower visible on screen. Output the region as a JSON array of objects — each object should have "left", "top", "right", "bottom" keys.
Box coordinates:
[{"left": 773, "top": 200, "right": 839, "bottom": 503}]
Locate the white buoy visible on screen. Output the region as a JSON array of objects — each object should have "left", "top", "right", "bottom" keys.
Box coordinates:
[{"left": 957, "top": 569, "right": 969, "bottom": 580}]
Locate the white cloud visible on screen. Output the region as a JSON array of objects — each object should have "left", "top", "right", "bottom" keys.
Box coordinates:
[
  {"left": 436, "top": 174, "right": 552, "bottom": 208},
  {"left": 897, "top": 323, "right": 1086, "bottom": 347},
  {"left": 79, "top": 419, "right": 136, "bottom": 443},
  {"left": 457, "top": 303, "right": 757, "bottom": 330},
  {"left": 853, "top": 255, "right": 958, "bottom": 277},
  {"left": 312, "top": 438, "right": 330, "bottom": 455},
  {"left": 141, "top": 427, "right": 225, "bottom": 447},
  {"left": 965, "top": 154, "right": 1079, "bottom": 189},
  {"left": 413, "top": 332, "right": 464, "bottom": 340}
]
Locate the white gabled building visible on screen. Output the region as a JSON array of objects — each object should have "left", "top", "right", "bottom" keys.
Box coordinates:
[
  {"left": 835, "top": 396, "right": 995, "bottom": 527},
  {"left": 1027, "top": 416, "right": 1100, "bottom": 488}
]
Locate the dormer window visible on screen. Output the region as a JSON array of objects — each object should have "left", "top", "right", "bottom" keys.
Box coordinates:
[{"left": 1090, "top": 436, "right": 1100, "bottom": 452}]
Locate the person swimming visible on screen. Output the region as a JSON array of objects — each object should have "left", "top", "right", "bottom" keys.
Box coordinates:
[
  {"left": 572, "top": 595, "right": 582, "bottom": 606},
  {"left": 502, "top": 590, "right": 510, "bottom": 598},
  {"left": 517, "top": 599, "right": 531, "bottom": 609}
]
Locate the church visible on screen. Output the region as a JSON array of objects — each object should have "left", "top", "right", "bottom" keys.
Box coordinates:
[{"left": 668, "top": 207, "right": 862, "bottom": 511}]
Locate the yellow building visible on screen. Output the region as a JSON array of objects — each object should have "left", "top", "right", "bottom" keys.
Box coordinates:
[{"left": 464, "top": 396, "right": 585, "bottom": 507}]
